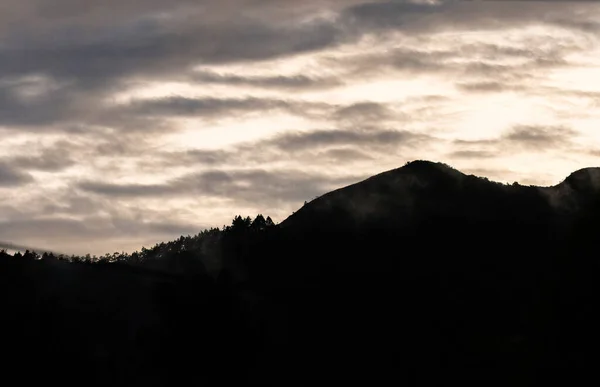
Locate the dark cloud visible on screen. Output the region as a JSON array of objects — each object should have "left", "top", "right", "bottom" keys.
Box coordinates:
[
  {"left": 448, "top": 150, "right": 496, "bottom": 159},
  {"left": 504, "top": 125, "right": 577, "bottom": 150},
  {"left": 0, "top": 0, "right": 593, "bottom": 83},
  {"left": 338, "top": 0, "right": 598, "bottom": 41},
  {"left": 8, "top": 147, "right": 75, "bottom": 172},
  {"left": 320, "top": 148, "right": 375, "bottom": 162},
  {"left": 124, "top": 96, "right": 292, "bottom": 118},
  {"left": 155, "top": 122, "right": 432, "bottom": 171},
  {"left": 455, "top": 81, "right": 529, "bottom": 93},
  {"left": 0, "top": 11, "right": 344, "bottom": 84},
  {"left": 78, "top": 181, "right": 173, "bottom": 198},
  {"left": 190, "top": 70, "right": 343, "bottom": 90},
  {"left": 179, "top": 169, "right": 364, "bottom": 204},
  {"left": 453, "top": 125, "right": 578, "bottom": 154},
  {"left": 78, "top": 168, "right": 365, "bottom": 205},
  {"left": 333, "top": 102, "right": 397, "bottom": 123},
  {"left": 1, "top": 0, "right": 589, "bottom": 86},
  {"left": 0, "top": 77, "right": 98, "bottom": 128},
  {"left": 338, "top": 38, "right": 579, "bottom": 85},
  {"left": 335, "top": 47, "right": 451, "bottom": 77},
  {"left": 268, "top": 128, "right": 425, "bottom": 152},
  {"left": 42, "top": 194, "right": 107, "bottom": 217},
  {"left": 453, "top": 138, "right": 497, "bottom": 146},
  {"left": 0, "top": 162, "right": 34, "bottom": 186},
  {"left": 0, "top": 87, "right": 333, "bottom": 130},
  {"left": 183, "top": 149, "right": 231, "bottom": 166},
  {"left": 342, "top": 1, "right": 446, "bottom": 32}
]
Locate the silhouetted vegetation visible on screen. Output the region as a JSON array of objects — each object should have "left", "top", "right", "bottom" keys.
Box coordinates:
[{"left": 3, "top": 161, "right": 600, "bottom": 385}]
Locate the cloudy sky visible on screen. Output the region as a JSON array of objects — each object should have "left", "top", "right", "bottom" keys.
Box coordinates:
[{"left": 1, "top": 0, "right": 599, "bottom": 255}]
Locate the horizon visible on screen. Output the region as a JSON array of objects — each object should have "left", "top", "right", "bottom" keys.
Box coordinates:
[
  {"left": 1, "top": 0, "right": 599, "bottom": 255},
  {"left": 3, "top": 159, "right": 598, "bottom": 257}
]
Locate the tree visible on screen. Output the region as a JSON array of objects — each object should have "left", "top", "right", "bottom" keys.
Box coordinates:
[
  {"left": 23, "top": 250, "right": 39, "bottom": 260},
  {"left": 231, "top": 215, "right": 251, "bottom": 231},
  {"left": 251, "top": 214, "right": 267, "bottom": 231},
  {"left": 266, "top": 216, "right": 275, "bottom": 227}
]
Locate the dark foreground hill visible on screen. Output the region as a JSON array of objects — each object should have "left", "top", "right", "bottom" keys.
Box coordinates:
[{"left": 3, "top": 160, "right": 600, "bottom": 385}]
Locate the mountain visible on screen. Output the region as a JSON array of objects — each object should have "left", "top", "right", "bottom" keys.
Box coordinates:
[
  {"left": 281, "top": 160, "right": 490, "bottom": 230},
  {"left": 242, "top": 161, "right": 600, "bottom": 384},
  {"left": 282, "top": 160, "right": 600, "bottom": 230},
  {"left": 3, "top": 160, "right": 600, "bottom": 386}
]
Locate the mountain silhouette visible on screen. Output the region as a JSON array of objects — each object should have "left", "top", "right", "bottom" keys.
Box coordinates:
[
  {"left": 282, "top": 160, "right": 486, "bottom": 230},
  {"left": 2, "top": 160, "right": 600, "bottom": 386}
]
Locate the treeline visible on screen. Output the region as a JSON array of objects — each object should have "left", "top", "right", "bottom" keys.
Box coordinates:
[{"left": 0, "top": 214, "right": 275, "bottom": 266}]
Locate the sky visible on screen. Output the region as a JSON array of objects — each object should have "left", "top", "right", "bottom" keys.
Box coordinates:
[{"left": 1, "top": 0, "right": 599, "bottom": 255}]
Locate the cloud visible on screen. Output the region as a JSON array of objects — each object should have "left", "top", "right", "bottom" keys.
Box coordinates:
[
  {"left": 0, "top": 8, "right": 345, "bottom": 83},
  {"left": 0, "top": 0, "right": 594, "bottom": 84},
  {"left": 333, "top": 102, "right": 397, "bottom": 124},
  {"left": 0, "top": 185, "right": 208, "bottom": 254},
  {"left": 319, "top": 148, "right": 375, "bottom": 162},
  {"left": 267, "top": 128, "right": 424, "bottom": 152},
  {"left": 0, "top": 2, "right": 348, "bottom": 131},
  {"left": 503, "top": 125, "right": 578, "bottom": 150},
  {"left": 455, "top": 81, "right": 527, "bottom": 94},
  {"left": 452, "top": 125, "right": 579, "bottom": 155},
  {"left": 0, "top": 215, "right": 202, "bottom": 255},
  {"left": 123, "top": 96, "right": 294, "bottom": 118},
  {"left": 0, "top": 162, "right": 34, "bottom": 186},
  {"left": 336, "top": 36, "right": 581, "bottom": 87},
  {"left": 0, "top": 0, "right": 593, "bottom": 133},
  {"left": 153, "top": 126, "right": 430, "bottom": 174},
  {"left": 182, "top": 169, "right": 364, "bottom": 204},
  {"left": 448, "top": 150, "right": 496, "bottom": 159},
  {"left": 2, "top": 0, "right": 589, "bottom": 90},
  {"left": 342, "top": 0, "right": 446, "bottom": 32},
  {"left": 182, "top": 149, "right": 232, "bottom": 166},
  {"left": 77, "top": 181, "right": 173, "bottom": 198},
  {"left": 8, "top": 148, "right": 75, "bottom": 172},
  {"left": 339, "top": 0, "right": 593, "bottom": 41},
  {"left": 190, "top": 70, "right": 343, "bottom": 90},
  {"left": 78, "top": 168, "right": 365, "bottom": 205}
]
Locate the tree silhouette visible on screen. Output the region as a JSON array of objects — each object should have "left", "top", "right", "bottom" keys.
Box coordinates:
[{"left": 251, "top": 214, "right": 267, "bottom": 231}]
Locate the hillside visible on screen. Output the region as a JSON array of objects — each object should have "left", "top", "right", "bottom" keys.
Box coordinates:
[{"left": 3, "top": 160, "right": 600, "bottom": 385}]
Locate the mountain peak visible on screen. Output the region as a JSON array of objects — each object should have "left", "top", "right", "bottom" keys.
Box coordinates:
[
  {"left": 280, "top": 160, "right": 468, "bottom": 230},
  {"left": 362, "top": 160, "right": 464, "bottom": 184},
  {"left": 401, "top": 159, "right": 463, "bottom": 176},
  {"left": 403, "top": 159, "right": 452, "bottom": 169},
  {"left": 561, "top": 167, "right": 600, "bottom": 192}
]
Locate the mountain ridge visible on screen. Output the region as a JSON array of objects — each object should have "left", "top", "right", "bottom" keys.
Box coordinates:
[
  {"left": 280, "top": 160, "right": 598, "bottom": 231},
  {"left": 3, "top": 160, "right": 600, "bottom": 385}
]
